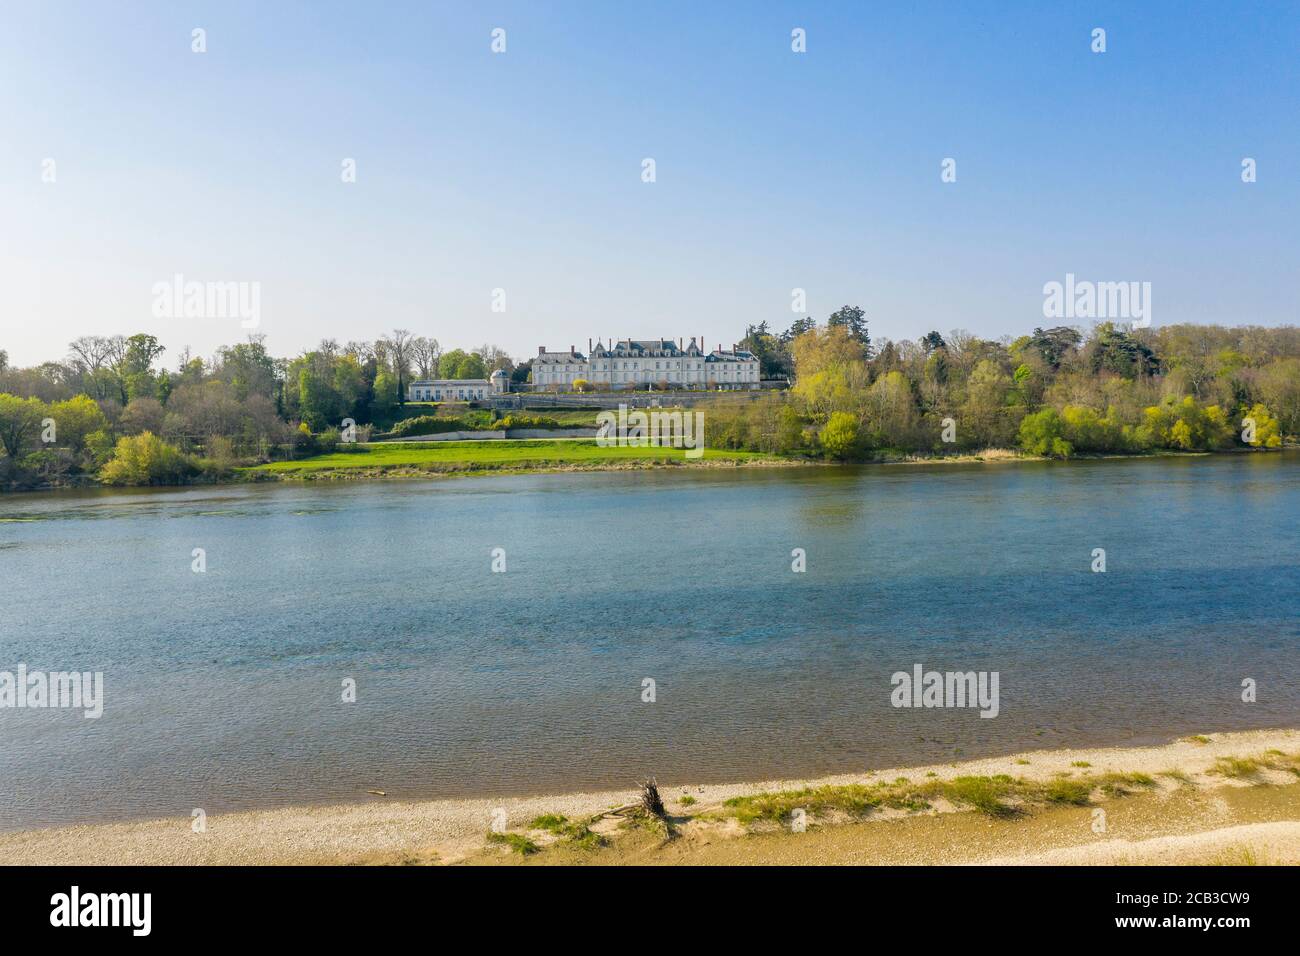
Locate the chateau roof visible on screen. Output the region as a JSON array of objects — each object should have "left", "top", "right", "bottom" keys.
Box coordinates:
[
  {"left": 535, "top": 339, "right": 757, "bottom": 361},
  {"left": 706, "top": 349, "right": 757, "bottom": 361},
  {"left": 409, "top": 379, "right": 491, "bottom": 386}
]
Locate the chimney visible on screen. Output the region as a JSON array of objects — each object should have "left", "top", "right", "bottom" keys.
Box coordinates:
[
  {"left": 588, "top": 338, "right": 592, "bottom": 353},
  {"left": 678, "top": 337, "right": 682, "bottom": 349},
  {"left": 569, "top": 345, "right": 574, "bottom": 356},
  {"left": 539, "top": 346, "right": 545, "bottom": 356}
]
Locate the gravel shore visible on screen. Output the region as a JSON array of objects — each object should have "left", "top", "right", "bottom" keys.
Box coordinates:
[{"left": 2, "top": 727, "right": 1295, "bottom": 865}]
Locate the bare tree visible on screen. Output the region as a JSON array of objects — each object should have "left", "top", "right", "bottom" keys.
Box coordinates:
[
  {"left": 410, "top": 336, "right": 440, "bottom": 380},
  {"left": 380, "top": 329, "right": 414, "bottom": 405},
  {"left": 343, "top": 340, "right": 376, "bottom": 364},
  {"left": 474, "top": 343, "right": 514, "bottom": 374},
  {"left": 68, "top": 335, "right": 115, "bottom": 399}
]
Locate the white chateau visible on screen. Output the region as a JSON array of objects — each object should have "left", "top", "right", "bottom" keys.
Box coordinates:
[{"left": 532, "top": 338, "right": 760, "bottom": 390}]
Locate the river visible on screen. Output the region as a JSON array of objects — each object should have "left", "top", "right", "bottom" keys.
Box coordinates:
[{"left": 1, "top": 453, "right": 1297, "bottom": 829}]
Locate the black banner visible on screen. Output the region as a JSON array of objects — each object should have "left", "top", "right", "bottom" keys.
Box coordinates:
[{"left": 0, "top": 865, "right": 1282, "bottom": 941}]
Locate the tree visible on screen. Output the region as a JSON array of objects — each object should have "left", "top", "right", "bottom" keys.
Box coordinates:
[
  {"left": 1018, "top": 408, "right": 1073, "bottom": 458},
  {"left": 782, "top": 316, "right": 817, "bottom": 343},
  {"left": 438, "top": 349, "right": 487, "bottom": 380},
  {"left": 371, "top": 370, "right": 397, "bottom": 417},
  {"left": 46, "top": 395, "right": 108, "bottom": 451},
  {"left": 1085, "top": 323, "right": 1158, "bottom": 379},
  {"left": 0, "top": 394, "right": 45, "bottom": 457},
  {"left": 99, "top": 432, "right": 196, "bottom": 485},
  {"left": 68, "top": 336, "right": 116, "bottom": 399},
  {"left": 921, "top": 331, "right": 947, "bottom": 354},
  {"left": 863, "top": 371, "right": 920, "bottom": 448},
  {"left": 827, "top": 305, "right": 870, "bottom": 351},
  {"left": 1059, "top": 404, "right": 1125, "bottom": 453},
  {"left": 410, "top": 337, "right": 441, "bottom": 379},
  {"left": 1028, "top": 327, "right": 1082, "bottom": 370},
  {"left": 1257, "top": 359, "right": 1300, "bottom": 437},
  {"left": 819, "top": 411, "right": 863, "bottom": 459},
  {"left": 474, "top": 344, "right": 514, "bottom": 374},
  {"left": 1135, "top": 396, "right": 1233, "bottom": 450},
  {"left": 791, "top": 325, "right": 870, "bottom": 422},
  {"left": 1242, "top": 403, "right": 1282, "bottom": 447},
  {"left": 218, "top": 337, "right": 278, "bottom": 402},
  {"left": 120, "top": 397, "right": 166, "bottom": 435},
  {"left": 961, "top": 360, "right": 1017, "bottom": 448},
  {"left": 741, "top": 323, "right": 792, "bottom": 379},
  {"left": 380, "top": 329, "right": 414, "bottom": 405}
]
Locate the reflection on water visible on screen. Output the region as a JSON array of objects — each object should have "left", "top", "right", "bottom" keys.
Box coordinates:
[{"left": 0, "top": 452, "right": 1297, "bottom": 829}]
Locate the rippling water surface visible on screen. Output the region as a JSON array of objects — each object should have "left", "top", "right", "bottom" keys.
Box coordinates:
[{"left": 1, "top": 453, "right": 1297, "bottom": 829}]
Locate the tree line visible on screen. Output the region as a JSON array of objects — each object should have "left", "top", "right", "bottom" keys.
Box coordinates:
[
  {"left": 2, "top": 312, "right": 1297, "bottom": 487},
  {"left": 0, "top": 331, "right": 516, "bottom": 488},
  {"left": 710, "top": 315, "right": 1297, "bottom": 458}
]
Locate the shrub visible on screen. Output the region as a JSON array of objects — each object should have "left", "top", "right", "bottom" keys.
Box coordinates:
[
  {"left": 489, "top": 414, "right": 562, "bottom": 430},
  {"left": 1059, "top": 405, "right": 1126, "bottom": 453},
  {"left": 387, "top": 412, "right": 493, "bottom": 438},
  {"left": 1241, "top": 403, "right": 1282, "bottom": 447},
  {"left": 819, "top": 411, "right": 863, "bottom": 459},
  {"left": 1018, "top": 408, "right": 1072, "bottom": 458},
  {"left": 1136, "top": 397, "right": 1234, "bottom": 451},
  {"left": 99, "top": 432, "right": 198, "bottom": 485}
]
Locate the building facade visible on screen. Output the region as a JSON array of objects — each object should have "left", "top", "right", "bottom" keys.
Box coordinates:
[
  {"left": 532, "top": 338, "right": 760, "bottom": 390},
  {"left": 407, "top": 375, "right": 506, "bottom": 402}
]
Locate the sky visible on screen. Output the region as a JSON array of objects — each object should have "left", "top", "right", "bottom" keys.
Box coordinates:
[{"left": 1, "top": 0, "right": 1297, "bottom": 368}]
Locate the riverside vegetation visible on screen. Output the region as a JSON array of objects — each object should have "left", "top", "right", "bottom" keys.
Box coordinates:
[
  {"left": 1, "top": 312, "right": 1296, "bottom": 489},
  {"left": 468, "top": 747, "right": 1300, "bottom": 865}
]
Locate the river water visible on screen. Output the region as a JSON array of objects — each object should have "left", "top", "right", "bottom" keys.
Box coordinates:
[{"left": 1, "top": 453, "right": 1297, "bottom": 829}]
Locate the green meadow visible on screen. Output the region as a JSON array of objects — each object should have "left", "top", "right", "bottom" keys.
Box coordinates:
[{"left": 246, "top": 439, "right": 769, "bottom": 477}]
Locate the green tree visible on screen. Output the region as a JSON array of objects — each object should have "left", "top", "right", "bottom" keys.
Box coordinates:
[
  {"left": 438, "top": 349, "right": 487, "bottom": 380},
  {"left": 819, "top": 410, "right": 863, "bottom": 459},
  {"left": 0, "top": 394, "right": 46, "bottom": 457},
  {"left": 99, "top": 432, "right": 196, "bottom": 485},
  {"left": 781, "top": 316, "right": 816, "bottom": 343},
  {"left": 1241, "top": 403, "right": 1282, "bottom": 447},
  {"left": 46, "top": 395, "right": 108, "bottom": 451},
  {"left": 1018, "top": 408, "right": 1073, "bottom": 458},
  {"left": 219, "top": 338, "right": 279, "bottom": 401},
  {"left": 961, "top": 360, "right": 1017, "bottom": 448},
  {"left": 1028, "top": 327, "right": 1082, "bottom": 369},
  {"left": 827, "top": 305, "right": 871, "bottom": 351},
  {"left": 791, "top": 326, "right": 870, "bottom": 423},
  {"left": 1086, "top": 323, "right": 1158, "bottom": 378},
  {"left": 863, "top": 370, "right": 919, "bottom": 448},
  {"left": 741, "top": 322, "right": 792, "bottom": 379}
]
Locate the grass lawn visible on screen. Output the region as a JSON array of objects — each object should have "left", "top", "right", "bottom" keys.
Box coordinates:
[{"left": 246, "top": 439, "right": 770, "bottom": 477}]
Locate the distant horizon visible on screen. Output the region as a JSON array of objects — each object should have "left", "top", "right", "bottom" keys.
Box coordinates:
[{"left": 3, "top": 0, "right": 1297, "bottom": 367}]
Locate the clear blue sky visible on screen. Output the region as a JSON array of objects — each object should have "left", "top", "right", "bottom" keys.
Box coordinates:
[{"left": 1, "top": 1, "right": 1296, "bottom": 367}]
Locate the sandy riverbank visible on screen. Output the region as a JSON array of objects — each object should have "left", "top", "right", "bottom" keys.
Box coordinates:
[{"left": 3, "top": 728, "right": 1297, "bottom": 866}]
